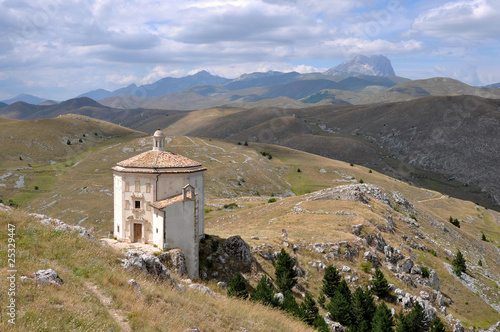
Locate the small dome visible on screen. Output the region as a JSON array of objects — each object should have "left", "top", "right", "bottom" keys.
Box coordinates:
[{"left": 153, "top": 129, "right": 165, "bottom": 137}]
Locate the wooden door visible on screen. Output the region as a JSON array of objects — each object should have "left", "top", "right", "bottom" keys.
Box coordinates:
[{"left": 133, "top": 223, "right": 142, "bottom": 243}]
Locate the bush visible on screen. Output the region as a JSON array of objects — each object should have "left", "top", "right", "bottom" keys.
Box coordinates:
[
  {"left": 482, "top": 233, "right": 488, "bottom": 241},
  {"left": 244, "top": 141, "right": 248, "bottom": 146},
  {"left": 428, "top": 249, "right": 437, "bottom": 257},
  {"left": 66, "top": 140, "right": 72, "bottom": 145},
  {"left": 268, "top": 198, "right": 276, "bottom": 203},
  {"left": 359, "top": 179, "right": 364, "bottom": 184},
  {"left": 297, "top": 168, "right": 301, "bottom": 173},
  {"left": 223, "top": 203, "right": 238, "bottom": 209},
  {"left": 369, "top": 169, "right": 372, "bottom": 173},
  {"left": 420, "top": 266, "right": 430, "bottom": 278},
  {"left": 227, "top": 272, "right": 249, "bottom": 299},
  {"left": 478, "top": 259, "right": 483, "bottom": 266},
  {"left": 360, "top": 262, "right": 372, "bottom": 273},
  {"left": 449, "top": 216, "right": 460, "bottom": 228}
]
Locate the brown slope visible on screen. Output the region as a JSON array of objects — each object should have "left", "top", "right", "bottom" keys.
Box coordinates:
[
  {"left": 361, "top": 77, "right": 500, "bottom": 104},
  {"left": 163, "top": 95, "right": 500, "bottom": 209}
]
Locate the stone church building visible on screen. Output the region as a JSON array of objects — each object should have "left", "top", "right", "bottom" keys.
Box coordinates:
[{"left": 112, "top": 130, "right": 206, "bottom": 277}]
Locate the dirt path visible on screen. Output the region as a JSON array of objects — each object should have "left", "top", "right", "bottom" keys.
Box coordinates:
[
  {"left": 85, "top": 282, "right": 131, "bottom": 332},
  {"left": 417, "top": 195, "right": 446, "bottom": 204}
]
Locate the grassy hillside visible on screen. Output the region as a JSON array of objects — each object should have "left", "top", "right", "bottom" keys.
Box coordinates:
[
  {"left": 1, "top": 119, "right": 500, "bottom": 329},
  {"left": 162, "top": 96, "right": 500, "bottom": 210},
  {"left": 0, "top": 208, "right": 315, "bottom": 331}
]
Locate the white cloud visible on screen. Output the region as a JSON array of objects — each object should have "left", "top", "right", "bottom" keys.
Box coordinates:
[
  {"left": 187, "top": 62, "right": 326, "bottom": 79},
  {"left": 298, "top": 38, "right": 425, "bottom": 59},
  {"left": 407, "top": 0, "right": 500, "bottom": 40}
]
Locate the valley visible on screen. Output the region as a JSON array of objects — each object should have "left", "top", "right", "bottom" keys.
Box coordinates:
[{"left": 1, "top": 115, "right": 500, "bottom": 330}]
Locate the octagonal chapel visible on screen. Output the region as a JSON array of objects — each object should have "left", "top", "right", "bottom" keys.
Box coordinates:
[{"left": 112, "top": 130, "right": 206, "bottom": 277}]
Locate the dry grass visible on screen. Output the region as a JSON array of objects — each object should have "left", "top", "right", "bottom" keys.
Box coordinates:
[{"left": 0, "top": 208, "right": 315, "bottom": 331}]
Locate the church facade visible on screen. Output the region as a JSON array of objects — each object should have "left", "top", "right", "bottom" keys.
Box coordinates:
[{"left": 112, "top": 130, "right": 206, "bottom": 277}]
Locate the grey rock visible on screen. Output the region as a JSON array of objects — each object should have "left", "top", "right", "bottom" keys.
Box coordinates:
[
  {"left": 128, "top": 279, "right": 143, "bottom": 295},
  {"left": 29, "top": 269, "right": 63, "bottom": 286},
  {"left": 395, "top": 288, "right": 405, "bottom": 297},
  {"left": 429, "top": 270, "right": 440, "bottom": 292},
  {"left": 189, "top": 283, "right": 214, "bottom": 296},
  {"left": 217, "top": 281, "right": 227, "bottom": 288},
  {"left": 158, "top": 248, "right": 188, "bottom": 276},
  {"left": 222, "top": 236, "right": 252, "bottom": 263},
  {"left": 398, "top": 258, "right": 414, "bottom": 273},
  {"left": 352, "top": 224, "right": 363, "bottom": 236},
  {"left": 402, "top": 295, "right": 413, "bottom": 309},
  {"left": 453, "top": 320, "right": 465, "bottom": 332},
  {"left": 342, "top": 266, "right": 351, "bottom": 273},
  {"left": 274, "top": 292, "right": 285, "bottom": 304},
  {"left": 122, "top": 250, "right": 178, "bottom": 287}
]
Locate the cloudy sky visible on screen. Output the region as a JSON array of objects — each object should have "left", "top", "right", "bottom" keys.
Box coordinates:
[{"left": 1, "top": 0, "right": 500, "bottom": 100}]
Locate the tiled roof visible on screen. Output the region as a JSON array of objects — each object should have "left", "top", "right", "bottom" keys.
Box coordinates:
[
  {"left": 116, "top": 150, "right": 203, "bottom": 169},
  {"left": 150, "top": 191, "right": 194, "bottom": 210}
]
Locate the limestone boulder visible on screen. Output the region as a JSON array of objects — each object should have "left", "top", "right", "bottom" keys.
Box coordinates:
[
  {"left": 222, "top": 236, "right": 252, "bottom": 263},
  {"left": 122, "top": 250, "right": 178, "bottom": 286},
  {"left": 189, "top": 283, "right": 214, "bottom": 296},
  {"left": 21, "top": 269, "right": 64, "bottom": 286},
  {"left": 398, "top": 258, "right": 414, "bottom": 273},
  {"left": 158, "top": 249, "right": 188, "bottom": 276}
]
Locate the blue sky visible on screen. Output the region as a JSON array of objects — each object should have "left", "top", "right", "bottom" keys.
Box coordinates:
[{"left": 1, "top": 0, "right": 499, "bottom": 101}]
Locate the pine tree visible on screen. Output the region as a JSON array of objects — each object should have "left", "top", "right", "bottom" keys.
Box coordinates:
[
  {"left": 452, "top": 249, "right": 467, "bottom": 277},
  {"left": 281, "top": 290, "right": 301, "bottom": 316},
  {"left": 250, "top": 276, "right": 276, "bottom": 306},
  {"left": 372, "top": 268, "right": 390, "bottom": 298},
  {"left": 300, "top": 292, "right": 320, "bottom": 325},
  {"left": 350, "top": 287, "right": 376, "bottom": 332},
  {"left": 274, "top": 248, "right": 297, "bottom": 292},
  {"left": 312, "top": 316, "right": 330, "bottom": 332},
  {"left": 322, "top": 265, "right": 341, "bottom": 298},
  {"left": 429, "top": 317, "right": 446, "bottom": 332},
  {"left": 227, "top": 272, "right": 248, "bottom": 299},
  {"left": 396, "top": 301, "right": 427, "bottom": 332},
  {"left": 327, "top": 280, "right": 352, "bottom": 326},
  {"left": 372, "top": 302, "right": 394, "bottom": 332}
]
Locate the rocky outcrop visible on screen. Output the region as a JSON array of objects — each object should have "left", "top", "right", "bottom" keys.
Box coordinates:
[
  {"left": 222, "top": 236, "right": 252, "bottom": 263},
  {"left": 122, "top": 250, "right": 179, "bottom": 287},
  {"left": 158, "top": 249, "right": 188, "bottom": 276},
  {"left": 189, "top": 283, "right": 214, "bottom": 296},
  {"left": 31, "top": 213, "right": 96, "bottom": 242},
  {"left": 21, "top": 269, "right": 63, "bottom": 286}
]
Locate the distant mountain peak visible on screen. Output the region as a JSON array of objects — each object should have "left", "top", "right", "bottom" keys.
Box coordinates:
[{"left": 325, "top": 55, "right": 396, "bottom": 77}]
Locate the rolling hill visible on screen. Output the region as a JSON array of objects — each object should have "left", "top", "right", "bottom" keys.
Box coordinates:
[
  {"left": 162, "top": 95, "right": 500, "bottom": 210},
  {"left": 1, "top": 119, "right": 500, "bottom": 330}
]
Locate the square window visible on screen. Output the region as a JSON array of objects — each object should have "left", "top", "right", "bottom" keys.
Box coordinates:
[{"left": 135, "top": 201, "right": 141, "bottom": 209}]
